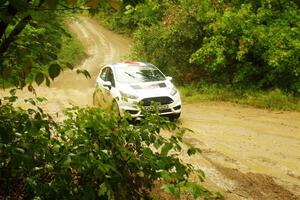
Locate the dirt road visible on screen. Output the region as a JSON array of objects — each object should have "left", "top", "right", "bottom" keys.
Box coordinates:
[
  {"left": 181, "top": 103, "right": 300, "bottom": 199},
  {"left": 2, "top": 17, "right": 300, "bottom": 199}
]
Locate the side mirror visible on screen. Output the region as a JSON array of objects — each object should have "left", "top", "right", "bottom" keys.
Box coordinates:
[
  {"left": 166, "top": 76, "right": 173, "bottom": 81},
  {"left": 103, "top": 81, "right": 112, "bottom": 90}
]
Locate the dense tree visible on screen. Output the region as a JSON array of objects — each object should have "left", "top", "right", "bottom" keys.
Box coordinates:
[
  {"left": 0, "top": 95, "right": 219, "bottom": 199},
  {"left": 119, "top": 0, "right": 300, "bottom": 94},
  {"left": 0, "top": 0, "right": 102, "bottom": 88},
  {"left": 189, "top": 0, "right": 300, "bottom": 92}
]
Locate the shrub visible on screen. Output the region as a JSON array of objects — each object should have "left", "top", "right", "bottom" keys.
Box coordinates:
[
  {"left": 180, "top": 84, "right": 300, "bottom": 111},
  {"left": 128, "top": 0, "right": 300, "bottom": 94},
  {"left": 0, "top": 93, "right": 220, "bottom": 199}
]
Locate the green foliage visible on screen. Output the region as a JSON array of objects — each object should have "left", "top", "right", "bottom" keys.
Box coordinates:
[
  {"left": 240, "top": 88, "right": 300, "bottom": 110},
  {"left": 95, "top": 0, "right": 167, "bottom": 34},
  {"left": 1, "top": 9, "right": 66, "bottom": 88},
  {"left": 102, "top": 0, "right": 300, "bottom": 94},
  {"left": 0, "top": 95, "right": 219, "bottom": 199},
  {"left": 179, "top": 84, "right": 300, "bottom": 111},
  {"left": 0, "top": 0, "right": 99, "bottom": 89},
  {"left": 58, "top": 29, "right": 86, "bottom": 67},
  {"left": 130, "top": 3, "right": 205, "bottom": 83},
  {"left": 0, "top": 15, "right": 85, "bottom": 88},
  {"left": 123, "top": 0, "right": 166, "bottom": 27},
  {"left": 189, "top": 1, "right": 300, "bottom": 93},
  {"left": 48, "top": 64, "right": 61, "bottom": 80}
]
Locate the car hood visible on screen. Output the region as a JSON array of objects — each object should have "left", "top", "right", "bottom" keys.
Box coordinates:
[{"left": 118, "top": 81, "right": 174, "bottom": 98}]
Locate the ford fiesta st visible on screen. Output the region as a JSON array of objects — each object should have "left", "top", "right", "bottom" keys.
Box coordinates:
[{"left": 93, "top": 61, "right": 181, "bottom": 119}]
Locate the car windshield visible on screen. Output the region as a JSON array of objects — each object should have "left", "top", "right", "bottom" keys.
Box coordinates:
[{"left": 115, "top": 66, "right": 166, "bottom": 83}]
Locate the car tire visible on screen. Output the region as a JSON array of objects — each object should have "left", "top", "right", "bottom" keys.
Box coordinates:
[{"left": 170, "top": 113, "right": 181, "bottom": 120}]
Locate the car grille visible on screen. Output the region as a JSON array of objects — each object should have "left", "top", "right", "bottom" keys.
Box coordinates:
[
  {"left": 147, "top": 108, "right": 172, "bottom": 114},
  {"left": 140, "top": 96, "right": 174, "bottom": 106},
  {"left": 159, "top": 108, "right": 172, "bottom": 113},
  {"left": 126, "top": 110, "right": 139, "bottom": 114}
]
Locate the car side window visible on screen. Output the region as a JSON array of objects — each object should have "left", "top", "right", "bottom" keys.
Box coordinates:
[
  {"left": 100, "top": 67, "right": 108, "bottom": 81},
  {"left": 106, "top": 68, "right": 115, "bottom": 87}
]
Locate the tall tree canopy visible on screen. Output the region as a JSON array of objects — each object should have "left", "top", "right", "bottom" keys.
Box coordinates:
[{"left": 126, "top": 0, "right": 300, "bottom": 94}]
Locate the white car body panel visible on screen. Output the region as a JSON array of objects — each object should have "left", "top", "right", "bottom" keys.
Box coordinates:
[{"left": 93, "top": 62, "right": 181, "bottom": 119}]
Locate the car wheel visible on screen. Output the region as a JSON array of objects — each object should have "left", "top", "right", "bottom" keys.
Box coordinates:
[{"left": 170, "top": 113, "right": 181, "bottom": 121}]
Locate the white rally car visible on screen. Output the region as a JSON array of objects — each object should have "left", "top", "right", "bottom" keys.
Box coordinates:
[{"left": 93, "top": 61, "right": 181, "bottom": 119}]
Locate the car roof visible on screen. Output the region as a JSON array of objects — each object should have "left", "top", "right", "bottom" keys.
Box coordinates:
[{"left": 108, "top": 61, "right": 156, "bottom": 69}]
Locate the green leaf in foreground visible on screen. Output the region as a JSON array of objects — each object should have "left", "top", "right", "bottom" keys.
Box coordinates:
[
  {"left": 187, "top": 182, "right": 202, "bottom": 198},
  {"left": 35, "top": 72, "right": 44, "bottom": 85},
  {"left": 187, "top": 147, "right": 202, "bottom": 156},
  {"left": 48, "top": 63, "right": 61, "bottom": 80},
  {"left": 76, "top": 69, "right": 91, "bottom": 79},
  {"left": 0, "top": 98, "right": 218, "bottom": 199},
  {"left": 161, "top": 184, "right": 180, "bottom": 198},
  {"left": 197, "top": 169, "right": 206, "bottom": 182},
  {"left": 65, "top": 62, "right": 74, "bottom": 70},
  {"left": 161, "top": 143, "right": 173, "bottom": 156}
]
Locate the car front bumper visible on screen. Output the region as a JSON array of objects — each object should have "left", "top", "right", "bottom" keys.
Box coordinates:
[{"left": 116, "top": 93, "right": 181, "bottom": 118}]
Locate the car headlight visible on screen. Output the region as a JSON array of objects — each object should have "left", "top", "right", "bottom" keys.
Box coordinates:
[
  {"left": 120, "top": 91, "right": 138, "bottom": 100},
  {"left": 170, "top": 87, "right": 178, "bottom": 96}
]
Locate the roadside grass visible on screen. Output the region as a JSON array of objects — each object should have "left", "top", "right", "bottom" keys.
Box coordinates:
[{"left": 179, "top": 85, "right": 300, "bottom": 111}]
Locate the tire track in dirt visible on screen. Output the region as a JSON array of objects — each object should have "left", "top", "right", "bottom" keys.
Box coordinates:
[{"left": 180, "top": 102, "right": 300, "bottom": 199}]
